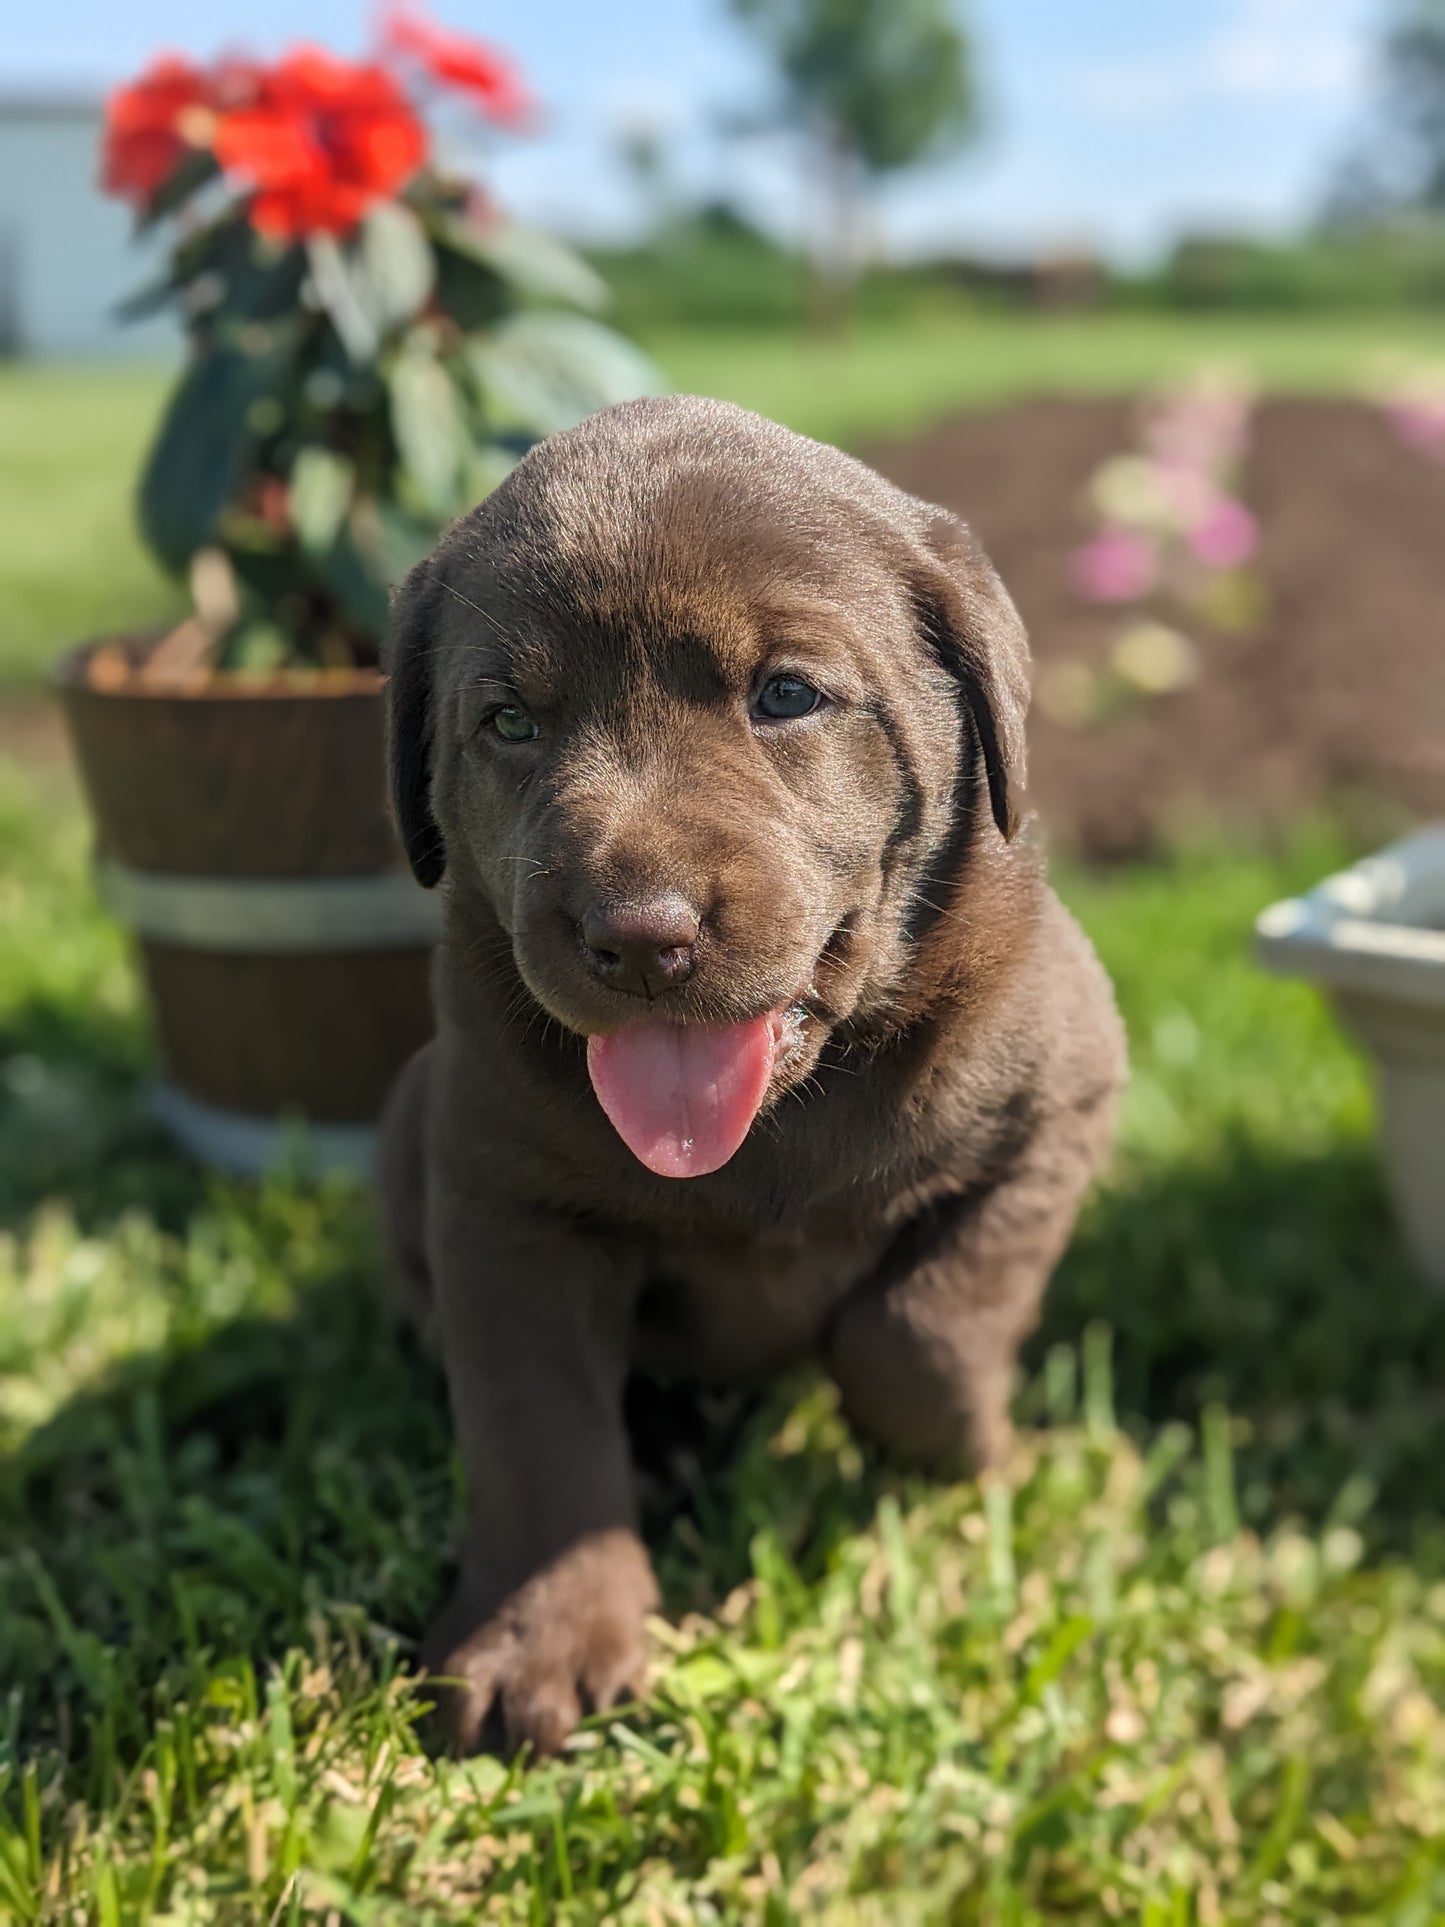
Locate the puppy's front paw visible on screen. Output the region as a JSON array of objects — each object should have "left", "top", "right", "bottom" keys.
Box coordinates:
[{"left": 422, "top": 1529, "right": 659, "bottom": 1758}]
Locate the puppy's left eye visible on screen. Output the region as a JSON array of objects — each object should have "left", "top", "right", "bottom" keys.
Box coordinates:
[
  {"left": 753, "top": 674, "right": 823, "bottom": 722},
  {"left": 488, "top": 704, "right": 539, "bottom": 743}
]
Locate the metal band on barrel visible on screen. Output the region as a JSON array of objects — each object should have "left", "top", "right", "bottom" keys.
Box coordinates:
[
  {"left": 95, "top": 857, "right": 443, "bottom": 953},
  {"left": 149, "top": 1083, "right": 376, "bottom": 1178}
]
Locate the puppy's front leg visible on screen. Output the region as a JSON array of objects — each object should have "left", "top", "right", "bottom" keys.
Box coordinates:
[{"left": 423, "top": 1195, "right": 654, "bottom": 1757}]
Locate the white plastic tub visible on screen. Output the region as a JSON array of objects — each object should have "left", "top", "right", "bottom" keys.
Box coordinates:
[{"left": 1256, "top": 826, "right": 1445, "bottom": 1288}]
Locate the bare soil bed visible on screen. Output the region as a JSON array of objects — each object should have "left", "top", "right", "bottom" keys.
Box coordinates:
[{"left": 870, "top": 397, "right": 1445, "bottom": 857}]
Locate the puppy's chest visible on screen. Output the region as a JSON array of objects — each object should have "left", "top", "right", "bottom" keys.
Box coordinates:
[{"left": 632, "top": 1222, "right": 890, "bottom": 1383}]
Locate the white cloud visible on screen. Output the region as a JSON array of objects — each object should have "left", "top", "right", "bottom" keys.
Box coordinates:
[
  {"left": 1211, "top": 0, "right": 1368, "bottom": 95},
  {"left": 1074, "top": 0, "right": 1371, "bottom": 117}
]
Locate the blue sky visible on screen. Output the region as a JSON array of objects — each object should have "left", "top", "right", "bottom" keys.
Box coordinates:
[{"left": 2, "top": 0, "right": 1384, "bottom": 261}]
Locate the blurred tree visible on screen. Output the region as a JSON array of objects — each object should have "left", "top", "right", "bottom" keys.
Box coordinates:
[
  {"left": 615, "top": 113, "right": 678, "bottom": 235},
  {"left": 729, "top": 0, "right": 977, "bottom": 330},
  {"left": 1326, "top": 0, "right": 1445, "bottom": 223}
]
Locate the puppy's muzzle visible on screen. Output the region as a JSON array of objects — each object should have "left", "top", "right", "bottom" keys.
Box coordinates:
[{"left": 579, "top": 894, "right": 700, "bottom": 999}]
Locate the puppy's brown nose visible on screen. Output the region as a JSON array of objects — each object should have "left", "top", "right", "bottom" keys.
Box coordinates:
[{"left": 581, "top": 895, "right": 699, "bottom": 997}]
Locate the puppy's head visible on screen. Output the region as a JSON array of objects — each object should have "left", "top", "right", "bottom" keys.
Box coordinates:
[{"left": 388, "top": 397, "right": 1029, "bottom": 1178}]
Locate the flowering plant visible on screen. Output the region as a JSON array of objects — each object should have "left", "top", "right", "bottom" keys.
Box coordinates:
[
  {"left": 1379, "top": 364, "right": 1445, "bottom": 459},
  {"left": 101, "top": 11, "right": 658, "bottom": 673},
  {"left": 1057, "top": 372, "right": 1262, "bottom": 714},
  {"left": 1073, "top": 374, "right": 1259, "bottom": 615}
]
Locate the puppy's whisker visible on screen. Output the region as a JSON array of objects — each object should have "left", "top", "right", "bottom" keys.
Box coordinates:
[
  {"left": 437, "top": 577, "right": 508, "bottom": 637},
  {"left": 909, "top": 893, "right": 966, "bottom": 928}
]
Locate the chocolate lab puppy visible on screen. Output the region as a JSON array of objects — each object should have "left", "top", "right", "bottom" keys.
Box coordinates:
[{"left": 378, "top": 395, "right": 1125, "bottom": 1756}]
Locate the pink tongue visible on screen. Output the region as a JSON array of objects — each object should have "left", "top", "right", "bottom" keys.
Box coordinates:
[{"left": 586, "top": 1016, "right": 777, "bottom": 1179}]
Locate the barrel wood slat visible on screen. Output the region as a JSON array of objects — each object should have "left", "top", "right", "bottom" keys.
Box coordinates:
[{"left": 57, "top": 642, "right": 438, "bottom": 1175}]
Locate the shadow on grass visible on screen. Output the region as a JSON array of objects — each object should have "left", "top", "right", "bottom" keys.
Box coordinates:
[
  {"left": 2, "top": 1128, "right": 1443, "bottom": 1768},
  {"left": 0, "top": 989, "right": 207, "bottom": 1234},
  {"left": 1041, "top": 1134, "right": 1445, "bottom": 1546}
]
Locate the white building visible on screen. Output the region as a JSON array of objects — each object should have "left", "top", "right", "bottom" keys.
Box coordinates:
[{"left": 0, "top": 92, "right": 174, "bottom": 358}]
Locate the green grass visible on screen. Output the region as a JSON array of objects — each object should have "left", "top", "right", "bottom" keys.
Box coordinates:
[
  {"left": 651, "top": 310, "right": 1445, "bottom": 452},
  {"left": 0, "top": 365, "right": 180, "bottom": 694},
  {"left": 5, "top": 311, "right": 1444, "bottom": 689},
  {"left": 3, "top": 311, "right": 1445, "bottom": 1917},
  {"left": 1, "top": 760, "right": 1443, "bottom": 1922}
]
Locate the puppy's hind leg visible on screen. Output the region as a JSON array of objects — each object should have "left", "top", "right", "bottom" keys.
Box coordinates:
[{"left": 376, "top": 1043, "right": 436, "bottom": 1345}]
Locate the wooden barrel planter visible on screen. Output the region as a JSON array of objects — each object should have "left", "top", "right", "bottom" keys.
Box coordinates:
[{"left": 56, "top": 639, "right": 440, "bottom": 1177}]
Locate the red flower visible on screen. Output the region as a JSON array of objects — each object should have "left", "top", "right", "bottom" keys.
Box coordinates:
[
  {"left": 101, "top": 55, "right": 212, "bottom": 206},
  {"left": 380, "top": 4, "right": 534, "bottom": 126},
  {"left": 214, "top": 48, "right": 429, "bottom": 239}
]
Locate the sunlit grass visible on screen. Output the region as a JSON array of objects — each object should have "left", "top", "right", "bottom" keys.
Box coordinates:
[
  {"left": 1, "top": 761, "right": 1442, "bottom": 1920},
  {"left": 4, "top": 303, "right": 1444, "bottom": 1917},
  {"left": 648, "top": 310, "right": 1445, "bottom": 449},
  {"left": 0, "top": 364, "right": 180, "bottom": 692}
]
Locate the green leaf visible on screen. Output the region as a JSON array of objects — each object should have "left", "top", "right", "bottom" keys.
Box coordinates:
[
  {"left": 307, "top": 234, "right": 379, "bottom": 365},
  {"left": 139, "top": 333, "right": 295, "bottom": 573},
  {"left": 174, "top": 217, "right": 304, "bottom": 325},
  {"left": 306, "top": 1800, "right": 371, "bottom": 1876},
  {"left": 465, "top": 312, "right": 664, "bottom": 438},
  {"left": 224, "top": 540, "right": 308, "bottom": 612},
  {"left": 666, "top": 1651, "right": 738, "bottom": 1706},
  {"left": 113, "top": 272, "right": 177, "bottom": 325},
  {"left": 317, "top": 501, "right": 394, "bottom": 639},
  {"left": 459, "top": 443, "right": 518, "bottom": 507},
  {"left": 288, "top": 447, "right": 355, "bottom": 557},
  {"left": 138, "top": 148, "right": 221, "bottom": 229},
  {"left": 387, "top": 341, "right": 466, "bottom": 519},
  {"left": 431, "top": 215, "right": 610, "bottom": 312},
  {"left": 374, "top": 499, "right": 444, "bottom": 588},
  {"left": 120, "top": 216, "right": 300, "bottom": 328},
  {"left": 349, "top": 203, "right": 436, "bottom": 338},
  {"left": 221, "top": 620, "right": 290, "bottom": 675},
  {"left": 306, "top": 208, "right": 434, "bottom": 371},
  {"left": 433, "top": 242, "right": 508, "bottom": 331}
]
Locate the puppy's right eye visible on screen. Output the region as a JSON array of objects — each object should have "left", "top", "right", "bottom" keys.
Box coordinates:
[
  {"left": 753, "top": 674, "right": 824, "bottom": 722},
  {"left": 488, "top": 704, "right": 539, "bottom": 743}
]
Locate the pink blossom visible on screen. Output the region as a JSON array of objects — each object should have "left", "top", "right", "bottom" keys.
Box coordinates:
[
  {"left": 1072, "top": 528, "right": 1158, "bottom": 603},
  {"left": 1387, "top": 397, "right": 1445, "bottom": 458},
  {"left": 1153, "top": 457, "right": 1215, "bottom": 532},
  {"left": 1186, "top": 496, "right": 1258, "bottom": 571},
  {"left": 1144, "top": 392, "right": 1248, "bottom": 473}
]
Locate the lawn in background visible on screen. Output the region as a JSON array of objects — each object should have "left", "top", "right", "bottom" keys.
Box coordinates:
[
  {"left": 2, "top": 317, "right": 1445, "bottom": 1918},
  {"left": 0, "top": 364, "right": 180, "bottom": 695},
  {"left": 5, "top": 308, "right": 1445, "bottom": 687},
  {"left": 650, "top": 308, "right": 1445, "bottom": 450}
]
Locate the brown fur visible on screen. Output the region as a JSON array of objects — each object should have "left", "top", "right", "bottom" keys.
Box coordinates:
[{"left": 378, "top": 397, "right": 1126, "bottom": 1756}]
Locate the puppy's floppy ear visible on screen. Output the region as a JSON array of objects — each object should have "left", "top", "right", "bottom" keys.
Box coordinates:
[
  {"left": 385, "top": 559, "right": 447, "bottom": 888},
  {"left": 914, "top": 510, "right": 1031, "bottom": 842}
]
